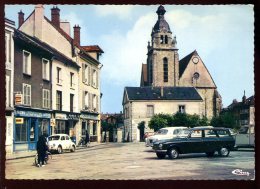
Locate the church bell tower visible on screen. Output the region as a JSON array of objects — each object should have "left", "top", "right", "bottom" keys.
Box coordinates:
[{"left": 146, "top": 5, "right": 179, "bottom": 87}]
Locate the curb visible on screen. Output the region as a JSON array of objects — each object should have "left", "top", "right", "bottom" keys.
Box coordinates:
[{"left": 6, "top": 143, "right": 106, "bottom": 160}]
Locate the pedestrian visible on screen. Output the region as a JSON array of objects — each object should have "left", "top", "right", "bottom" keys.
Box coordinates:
[
  {"left": 36, "top": 135, "right": 48, "bottom": 167},
  {"left": 85, "top": 131, "right": 90, "bottom": 147}
]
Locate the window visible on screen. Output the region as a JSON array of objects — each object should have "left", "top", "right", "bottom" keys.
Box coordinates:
[
  {"left": 215, "top": 130, "right": 230, "bottom": 137},
  {"left": 55, "top": 120, "right": 65, "bottom": 134},
  {"left": 42, "top": 89, "right": 50, "bottom": 108},
  {"left": 193, "top": 72, "right": 200, "bottom": 80},
  {"left": 23, "top": 83, "right": 31, "bottom": 105},
  {"left": 23, "top": 50, "right": 31, "bottom": 75},
  {"left": 163, "top": 58, "right": 168, "bottom": 82},
  {"left": 15, "top": 118, "right": 28, "bottom": 142},
  {"left": 84, "top": 91, "right": 89, "bottom": 109},
  {"left": 42, "top": 58, "right": 50, "bottom": 80},
  {"left": 178, "top": 105, "right": 185, "bottom": 113},
  {"left": 5, "top": 33, "right": 11, "bottom": 68},
  {"left": 92, "top": 69, "right": 97, "bottom": 87},
  {"left": 92, "top": 94, "right": 97, "bottom": 111},
  {"left": 149, "top": 62, "right": 153, "bottom": 84},
  {"left": 83, "top": 64, "right": 89, "bottom": 83},
  {"left": 38, "top": 119, "right": 49, "bottom": 137},
  {"left": 147, "top": 105, "right": 154, "bottom": 117},
  {"left": 56, "top": 91, "right": 62, "bottom": 111},
  {"left": 240, "top": 109, "right": 249, "bottom": 114},
  {"left": 160, "top": 35, "right": 164, "bottom": 44},
  {"left": 70, "top": 72, "right": 74, "bottom": 88},
  {"left": 70, "top": 94, "right": 74, "bottom": 112},
  {"left": 57, "top": 67, "right": 62, "bottom": 84},
  {"left": 204, "top": 129, "right": 217, "bottom": 138},
  {"left": 165, "top": 35, "right": 168, "bottom": 44},
  {"left": 190, "top": 130, "right": 202, "bottom": 138}
]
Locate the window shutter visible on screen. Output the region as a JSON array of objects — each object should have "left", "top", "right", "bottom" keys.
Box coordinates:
[
  {"left": 28, "top": 85, "right": 31, "bottom": 105},
  {"left": 82, "top": 64, "right": 85, "bottom": 82},
  {"left": 88, "top": 66, "right": 91, "bottom": 85},
  {"left": 89, "top": 92, "right": 92, "bottom": 110},
  {"left": 96, "top": 71, "right": 98, "bottom": 88},
  {"left": 82, "top": 90, "right": 85, "bottom": 109},
  {"left": 96, "top": 96, "right": 99, "bottom": 112}
]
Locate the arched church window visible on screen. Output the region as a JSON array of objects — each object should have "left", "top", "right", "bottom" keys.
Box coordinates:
[
  {"left": 160, "top": 35, "right": 164, "bottom": 44},
  {"left": 165, "top": 35, "right": 168, "bottom": 44},
  {"left": 149, "top": 62, "right": 153, "bottom": 83},
  {"left": 163, "top": 58, "right": 168, "bottom": 82}
]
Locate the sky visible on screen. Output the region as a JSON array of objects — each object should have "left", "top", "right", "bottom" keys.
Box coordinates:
[{"left": 5, "top": 4, "right": 254, "bottom": 114}]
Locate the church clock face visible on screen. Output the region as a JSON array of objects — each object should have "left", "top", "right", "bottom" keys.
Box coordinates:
[{"left": 192, "top": 57, "right": 199, "bottom": 64}]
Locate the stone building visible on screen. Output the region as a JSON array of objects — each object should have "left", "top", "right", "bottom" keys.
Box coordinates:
[
  {"left": 5, "top": 18, "right": 15, "bottom": 153},
  {"left": 222, "top": 92, "right": 255, "bottom": 128},
  {"left": 123, "top": 5, "right": 222, "bottom": 142}
]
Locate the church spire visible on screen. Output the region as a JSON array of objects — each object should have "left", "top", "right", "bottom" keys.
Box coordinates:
[{"left": 152, "top": 5, "right": 171, "bottom": 34}]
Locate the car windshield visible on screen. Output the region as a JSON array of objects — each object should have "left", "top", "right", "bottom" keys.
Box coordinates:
[
  {"left": 155, "top": 129, "right": 168, "bottom": 135},
  {"left": 48, "top": 135, "right": 60, "bottom": 141},
  {"left": 238, "top": 127, "right": 249, "bottom": 134}
]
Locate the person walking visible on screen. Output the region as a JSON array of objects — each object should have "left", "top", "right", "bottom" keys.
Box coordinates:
[
  {"left": 85, "top": 131, "right": 90, "bottom": 147},
  {"left": 36, "top": 135, "right": 48, "bottom": 167}
]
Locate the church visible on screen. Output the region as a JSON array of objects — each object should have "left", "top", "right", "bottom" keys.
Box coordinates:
[{"left": 122, "top": 5, "right": 222, "bottom": 142}]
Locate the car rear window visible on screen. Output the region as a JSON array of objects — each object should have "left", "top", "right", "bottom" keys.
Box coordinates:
[
  {"left": 48, "top": 136, "right": 60, "bottom": 141},
  {"left": 190, "top": 130, "right": 202, "bottom": 138},
  {"left": 204, "top": 129, "right": 217, "bottom": 138}
]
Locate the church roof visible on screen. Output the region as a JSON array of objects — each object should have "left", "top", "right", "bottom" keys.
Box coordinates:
[
  {"left": 179, "top": 50, "right": 198, "bottom": 77},
  {"left": 125, "top": 86, "right": 202, "bottom": 101},
  {"left": 152, "top": 5, "right": 171, "bottom": 34}
]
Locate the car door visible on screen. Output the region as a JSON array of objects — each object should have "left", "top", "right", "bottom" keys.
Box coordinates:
[
  {"left": 235, "top": 127, "right": 249, "bottom": 146},
  {"left": 186, "top": 130, "right": 204, "bottom": 153},
  {"left": 203, "top": 129, "right": 219, "bottom": 152},
  {"left": 65, "top": 135, "right": 71, "bottom": 149},
  {"left": 60, "top": 136, "right": 66, "bottom": 149}
]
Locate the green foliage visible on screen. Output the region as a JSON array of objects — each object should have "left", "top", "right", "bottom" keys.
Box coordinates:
[
  {"left": 210, "top": 112, "right": 237, "bottom": 129},
  {"left": 148, "top": 113, "right": 211, "bottom": 131},
  {"left": 148, "top": 114, "right": 169, "bottom": 131},
  {"left": 137, "top": 121, "right": 145, "bottom": 130}
]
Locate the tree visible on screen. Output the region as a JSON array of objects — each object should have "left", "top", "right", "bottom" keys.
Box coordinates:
[
  {"left": 210, "top": 112, "right": 237, "bottom": 129},
  {"left": 186, "top": 114, "right": 200, "bottom": 127},
  {"left": 172, "top": 112, "right": 188, "bottom": 126},
  {"left": 148, "top": 114, "right": 169, "bottom": 131},
  {"left": 137, "top": 121, "right": 145, "bottom": 130}
]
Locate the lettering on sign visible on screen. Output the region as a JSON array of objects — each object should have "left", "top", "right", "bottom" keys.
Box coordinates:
[
  {"left": 15, "top": 94, "right": 23, "bottom": 105},
  {"left": 15, "top": 110, "right": 51, "bottom": 118},
  {"left": 16, "top": 118, "right": 24, "bottom": 124}
]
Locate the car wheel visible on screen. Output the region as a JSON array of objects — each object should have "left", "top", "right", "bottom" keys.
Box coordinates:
[
  {"left": 206, "top": 151, "right": 215, "bottom": 157},
  {"left": 168, "top": 147, "right": 179, "bottom": 159},
  {"left": 57, "top": 146, "right": 63, "bottom": 154},
  {"left": 218, "top": 147, "right": 230, "bottom": 157},
  {"left": 70, "top": 145, "right": 76, "bottom": 152},
  {"left": 156, "top": 152, "right": 166, "bottom": 159}
]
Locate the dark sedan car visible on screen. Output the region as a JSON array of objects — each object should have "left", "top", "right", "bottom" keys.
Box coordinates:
[{"left": 153, "top": 127, "right": 235, "bottom": 159}]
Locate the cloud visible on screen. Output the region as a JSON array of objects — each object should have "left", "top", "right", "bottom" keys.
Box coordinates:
[
  {"left": 100, "top": 13, "right": 155, "bottom": 86},
  {"left": 94, "top": 5, "right": 135, "bottom": 20}
]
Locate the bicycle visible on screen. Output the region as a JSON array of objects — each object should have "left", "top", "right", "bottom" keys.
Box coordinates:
[{"left": 34, "top": 151, "right": 52, "bottom": 166}]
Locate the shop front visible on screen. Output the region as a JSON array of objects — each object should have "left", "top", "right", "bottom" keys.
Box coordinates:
[
  {"left": 14, "top": 108, "right": 51, "bottom": 152},
  {"left": 80, "top": 112, "right": 99, "bottom": 143},
  {"left": 53, "top": 112, "right": 79, "bottom": 143}
]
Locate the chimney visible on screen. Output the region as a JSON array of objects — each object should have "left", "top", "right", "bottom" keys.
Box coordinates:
[
  {"left": 18, "top": 10, "right": 24, "bottom": 28},
  {"left": 34, "top": 4, "right": 44, "bottom": 39},
  {"left": 73, "top": 25, "right": 81, "bottom": 46},
  {"left": 160, "top": 86, "right": 164, "bottom": 97},
  {"left": 51, "top": 6, "right": 60, "bottom": 28}
]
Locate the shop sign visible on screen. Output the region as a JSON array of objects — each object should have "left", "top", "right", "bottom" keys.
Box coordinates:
[
  {"left": 15, "top": 118, "right": 24, "bottom": 124},
  {"left": 55, "top": 113, "right": 67, "bottom": 120},
  {"left": 50, "top": 118, "right": 56, "bottom": 127},
  {"left": 15, "top": 94, "right": 23, "bottom": 105},
  {"left": 68, "top": 114, "right": 80, "bottom": 120},
  {"left": 80, "top": 114, "right": 99, "bottom": 120},
  {"left": 15, "top": 110, "right": 51, "bottom": 118}
]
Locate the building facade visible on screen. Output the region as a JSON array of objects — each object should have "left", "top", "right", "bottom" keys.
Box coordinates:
[
  {"left": 222, "top": 92, "right": 255, "bottom": 128},
  {"left": 5, "top": 18, "right": 15, "bottom": 153},
  {"left": 8, "top": 5, "right": 104, "bottom": 152},
  {"left": 123, "top": 5, "right": 222, "bottom": 142}
]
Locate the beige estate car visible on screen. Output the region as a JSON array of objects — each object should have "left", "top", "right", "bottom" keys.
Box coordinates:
[
  {"left": 48, "top": 134, "right": 76, "bottom": 154},
  {"left": 145, "top": 127, "right": 187, "bottom": 147}
]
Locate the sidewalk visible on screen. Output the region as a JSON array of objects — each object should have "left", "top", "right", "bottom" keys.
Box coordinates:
[{"left": 6, "top": 142, "right": 104, "bottom": 160}]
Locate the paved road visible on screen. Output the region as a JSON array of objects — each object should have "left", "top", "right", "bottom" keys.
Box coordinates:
[{"left": 5, "top": 142, "right": 255, "bottom": 180}]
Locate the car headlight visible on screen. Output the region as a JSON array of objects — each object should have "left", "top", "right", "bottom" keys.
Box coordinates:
[{"left": 159, "top": 143, "right": 163, "bottom": 149}]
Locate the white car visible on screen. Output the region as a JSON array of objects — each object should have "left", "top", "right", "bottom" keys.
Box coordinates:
[
  {"left": 145, "top": 126, "right": 187, "bottom": 147},
  {"left": 48, "top": 134, "right": 76, "bottom": 154},
  {"left": 235, "top": 125, "right": 255, "bottom": 149}
]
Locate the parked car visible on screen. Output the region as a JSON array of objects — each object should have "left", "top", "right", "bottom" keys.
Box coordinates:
[
  {"left": 153, "top": 127, "right": 235, "bottom": 159},
  {"left": 145, "top": 127, "right": 187, "bottom": 147},
  {"left": 234, "top": 125, "right": 255, "bottom": 149},
  {"left": 48, "top": 134, "right": 76, "bottom": 154}
]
